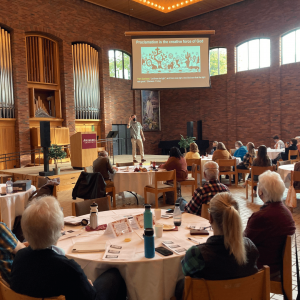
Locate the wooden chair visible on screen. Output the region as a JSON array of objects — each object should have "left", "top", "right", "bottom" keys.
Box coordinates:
[
  {"left": 181, "top": 160, "right": 201, "bottom": 195},
  {"left": 186, "top": 159, "right": 201, "bottom": 174},
  {"left": 184, "top": 266, "right": 270, "bottom": 300},
  {"left": 291, "top": 170, "right": 300, "bottom": 193},
  {"left": 288, "top": 149, "right": 300, "bottom": 160},
  {"left": 72, "top": 197, "right": 110, "bottom": 216},
  {"left": 216, "top": 158, "right": 237, "bottom": 187},
  {"left": 150, "top": 161, "right": 166, "bottom": 167},
  {"left": 144, "top": 170, "right": 177, "bottom": 208},
  {"left": 201, "top": 203, "right": 210, "bottom": 220},
  {"left": 116, "top": 162, "right": 134, "bottom": 167},
  {"left": 0, "top": 278, "right": 65, "bottom": 300},
  {"left": 270, "top": 236, "right": 292, "bottom": 300},
  {"left": 246, "top": 166, "right": 276, "bottom": 202}
]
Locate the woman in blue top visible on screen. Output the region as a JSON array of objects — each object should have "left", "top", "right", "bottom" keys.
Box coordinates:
[{"left": 233, "top": 141, "right": 248, "bottom": 160}]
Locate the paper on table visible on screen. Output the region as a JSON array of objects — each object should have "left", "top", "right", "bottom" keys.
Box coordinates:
[
  {"left": 102, "top": 244, "right": 136, "bottom": 260},
  {"left": 64, "top": 216, "right": 90, "bottom": 225},
  {"left": 104, "top": 218, "right": 133, "bottom": 238},
  {"left": 59, "top": 229, "right": 85, "bottom": 241},
  {"left": 162, "top": 238, "right": 195, "bottom": 255}
]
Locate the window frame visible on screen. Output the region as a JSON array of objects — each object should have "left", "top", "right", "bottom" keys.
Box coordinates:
[
  {"left": 281, "top": 28, "right": 300, "bottom": 65},
  {"left": 109, "top": 49, "right": 131, "bottom": 80},
  {"left": 209, "top": 47, "right": 227, "bottom": 76},
  {"left": 236, "top": 38, "right": 271, "bottom": 72}
]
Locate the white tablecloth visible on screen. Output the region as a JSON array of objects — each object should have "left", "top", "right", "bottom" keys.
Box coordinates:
[
  {"left": 0, "top": 184, "right": 36, "bottom": 229},
  {"left": 58, "top": 208, "right": 211, "bottom": 300},
  {"left": 278, "top": 164, "right": 294, "bottom": 187},
  {"left": 255, "top": 148, "right": 284, "bottom": 160}
]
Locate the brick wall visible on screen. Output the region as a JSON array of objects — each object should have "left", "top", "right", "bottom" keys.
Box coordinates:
[
  {"left": 160, "top": 0, "right": 300, "bottom": 151},
  {"left": 1, "top": 0, "right": 300, "bottom": 158},
  {"left": 0, "top": 0, "right": 158, "bottom": 159}
]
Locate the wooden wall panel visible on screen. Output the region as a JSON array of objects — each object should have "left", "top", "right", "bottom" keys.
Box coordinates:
[{"left": 0, "top": 120, "right": 16, "bottom": 170}]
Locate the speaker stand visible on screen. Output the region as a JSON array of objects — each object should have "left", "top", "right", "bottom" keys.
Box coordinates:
[{"left": 39, "top": 147, "right": 54, "bottom": 176}]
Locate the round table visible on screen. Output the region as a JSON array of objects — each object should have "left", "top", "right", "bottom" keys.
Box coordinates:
[
  {"left": 278, "top": 164, "right": 295, "bottom": 187},
  {"left": 0, "top": 184, "right": 36, "bottom": 229},
  {"left": 58, "top": 208, "right": 211, "bottom": 300}
]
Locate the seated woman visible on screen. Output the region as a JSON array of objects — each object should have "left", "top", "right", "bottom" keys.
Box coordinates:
[
  {"left": 244, "top": 171, "right": 295, "bottom": 280},
  {"left": 212, "top": 142, "right": 232, "bottom": 172},
  {"left": 159, "top": 147, "right": 188, "bottom": 181},
  {"left": 233, "top": 141, "right": 248, "bottom": 160},
  {"left": 175, "top": 192, "right": 259, "bottom": 299},
  {"left": 185, "top": 142, "right": 200, "bottom": 171},
  {"left": 247, "top": 145, "right": 272, "bottom": 196},
  {"left": 282, "top": 138, "right": 298, "bottom": 161},
  {"left": 237, "top": 142, "right": 256, "bottom": 170},
  {"left": 10, "top": 196, "right": 127, "bottom": 300}
]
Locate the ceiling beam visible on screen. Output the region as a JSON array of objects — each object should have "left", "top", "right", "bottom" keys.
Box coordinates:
[{"left": 125, "top": 30, "right": 215, "bottom": 36}]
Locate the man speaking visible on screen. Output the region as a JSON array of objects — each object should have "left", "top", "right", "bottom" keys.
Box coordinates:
[{"left": 127, "top": 114, "right": 146, "bottom": 163}]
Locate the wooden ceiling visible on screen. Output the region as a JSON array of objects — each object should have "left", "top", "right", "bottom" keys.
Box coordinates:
[{"left": 84, "top": 0, "right": 245, "bottom": 26}]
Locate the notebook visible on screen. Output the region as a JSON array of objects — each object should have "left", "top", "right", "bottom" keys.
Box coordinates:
[{"left": 72, "top": 242, "right": 106, "bottom": 253}]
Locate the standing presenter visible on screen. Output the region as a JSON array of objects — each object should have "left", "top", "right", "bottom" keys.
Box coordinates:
[{"left": 127, "top": 114, "right": 146, "bottom": 163}]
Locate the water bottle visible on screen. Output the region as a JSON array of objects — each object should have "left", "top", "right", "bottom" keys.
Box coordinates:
[
  {"left": 144, "top": 228, "right": 155, "bottom": 258},
  {"left": 90, "top": 202, "right": 98, "bottom": 229},
  {"left": 6, "top": 178, "right": 13, "bottom": 194},
  {"left": 173, "top": 203, "right": 182, "bottom": 226},
  {"left": 144, "top": 204, "right": 153, "bottom": 229}
]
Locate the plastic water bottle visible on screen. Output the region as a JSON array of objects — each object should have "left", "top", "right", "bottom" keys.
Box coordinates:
[
  {"left": 173, "top": 203, "right": 182, "bottom": 226},
  {"left": 6, "top": 178, "right": 13, "bottom": 194},
  {"left": 90, "top": 202, "right": 98, "bottom": 229},
  {"left": 144, "top": 228, "right": 155, "bottom": 258},
  {"left": 144, "top": 204, "right": 153, "bottom": 229}
]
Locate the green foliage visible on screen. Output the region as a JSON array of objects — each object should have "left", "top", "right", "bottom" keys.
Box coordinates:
[
  {"left": 178, "top": 135, "right": 196, "bottom": 152},
  {"left": 48, "top": 144, "right": 67, "bottom": 168},
  {"left": 210, "top": 49, "right": 227, "bottom": 76},
  {"left": 109, "top": 50, "right": 131, "bottom": 79}
]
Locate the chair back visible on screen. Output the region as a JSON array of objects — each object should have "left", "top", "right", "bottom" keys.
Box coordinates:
[
  {"left": 37, "top": 176, "right": 48, "bottom": 188},
  {"left": 72, "top": 197, "right": 109, "bottom": 216},
  {"left": 116, "top": 162, "right": 134, "bottom": 167},
  {"left": 0, "top": 279, "right": 65, "bottom": 300},
  {"left": 191, "top": 163, "right": 201, "bottom": 187},
  {"left": 277, "top": 160, "right": 291, "bottom": 168},
  {"left": 201, "top": 203, "right": 210, "bottom": 220},
  {"left": 184, "top": 266, "right": 270, "bottom": 300},
  {"left": 84, "top": 166, "right": 93, "bottom": 173},
  {"left": 252, "top": 166, "right": 276, "bottom": 177},
  {"left": 291, "top": 171, "right": 300, "bottom": 186},
  {"left": 216, "top": 158, "right": 236, "bottom": 168},
  {"left": 186, "top": 159, "right": 201, "bottom": 167},
  {"left": 150, "top": 161, "right": 166, "bottom": 167},
  {"left": 155, "top": 170, "right": 176, "bottom": 182},
  {"left": 288, "top": 149, "right": 299, "bottom": 160},
  {"left": 270, "top": 236, "right": 292, "bottom": 299},
  {"left": 230, "top": 149, "right": 236, "bottom": 156}
]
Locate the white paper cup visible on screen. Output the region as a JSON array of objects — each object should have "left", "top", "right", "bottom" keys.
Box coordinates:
[
  {"left": 154, "top": 209, "right": 161, "bottom": 220},
  {"left": 155, "top": 224, "right": 163, "bottom": 238},
  {"left": 1, "top": 186, "right": 5, "bottom": 194},
  {"left": 126, "top": 166, "right": 130, "bottom": 172}
]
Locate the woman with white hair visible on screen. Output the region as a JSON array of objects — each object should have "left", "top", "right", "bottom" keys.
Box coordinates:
[
  {"left": 10, "top": 196, "right": 127, "bottom": 300},
  {"left": 175, "top": 192, "right": 259, "bottom": 299},
  {"left": 244, "top": 171, "right": 295, "bottom": 279}
]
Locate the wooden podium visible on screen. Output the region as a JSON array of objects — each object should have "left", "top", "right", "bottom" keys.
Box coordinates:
[{"left": 70, "top": 132, "right": 97, "bottom": 168}]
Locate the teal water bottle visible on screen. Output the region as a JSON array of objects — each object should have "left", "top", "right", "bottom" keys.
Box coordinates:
[
  {"left": 144, "top": 204, "right": 153, "bottom": 229},
  {"left": 144, "top": 228, "right": 155, "bottom": 258}
]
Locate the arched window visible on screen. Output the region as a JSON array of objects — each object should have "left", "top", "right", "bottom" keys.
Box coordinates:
[
  {"left": 237, "top": 39, "right": 270, "bottom": 72},
  {"left": 209, "top": 48, "right": 227, "bottom": 76},
  {"left": 0, "top": 26, "right": 14, "bottom": 118},
  {"left": 109, "top": 50, "right": 131, "bottom": 79},
  {"left": 72, "top": 43, "right": 100, "bottom": 119},
  {"left": 281, "top": 29, "right": 300, "bottom": 65}
]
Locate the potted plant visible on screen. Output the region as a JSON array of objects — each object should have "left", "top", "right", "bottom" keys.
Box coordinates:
[
  {"left": 48, "top": 144, "right": 67, "bottom": 175},
  {"left": 178, "top": 135, "right": 196, "bottom": 153}
]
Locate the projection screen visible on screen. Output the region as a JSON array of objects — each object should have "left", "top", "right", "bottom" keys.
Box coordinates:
[{"left": 132, "top": 37, "right": 210, "bottom": 89}]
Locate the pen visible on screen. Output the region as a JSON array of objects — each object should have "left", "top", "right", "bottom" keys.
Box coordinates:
[{"left": 188, "top": 237, "right": 200, "bottom": 244}]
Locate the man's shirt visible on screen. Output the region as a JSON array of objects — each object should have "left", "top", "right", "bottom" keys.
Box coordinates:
[
  {"left": 129, "top": 121, "right": 142, "bottom": 140},
  {"left": 0, "top": 222, "right": 18, "bottom": 283},
  {"left": 184, "top": 180, "right": 229, "bottom": 216}
]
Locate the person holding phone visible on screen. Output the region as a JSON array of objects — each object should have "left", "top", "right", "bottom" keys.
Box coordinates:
[{"left": 127, "top": 115, "right": 146, "bottom": 163}]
